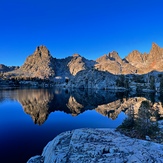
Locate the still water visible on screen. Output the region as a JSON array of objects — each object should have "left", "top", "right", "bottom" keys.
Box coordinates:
[{"left": 0, "top": 88, "right": 161, "bottom": 163}]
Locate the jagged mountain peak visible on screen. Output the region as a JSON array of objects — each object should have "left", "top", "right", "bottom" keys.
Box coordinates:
[
  {"left": 95, "top": 50, "right": 136, "bottom": 74},
  {"left": 125, "top": 50, "right": 142, "bottom": 62},
  {"left": 15, "top": 45, "right": 55, "bottom": 79},
  {"left": 124, "top": 42, "right": 163, "bottom": 73},
  {"left": 73, "top": 53, "right": 81, "bottom": 58},
  {"left": 96, "top": 51, "right": 122, "bottom": 63},
  {"left": 149, "top": 42, "right": 161, "bottom": 55},
  {"left": 67, "top": 53, "right": 94, "bottom": 76},
  {"left": 34, "top": 45, "right": 51, "bottom": 58},
  {"left": 148, "top": 42, "right": 163, "bottom": 62},
  {"left": 96, "top": 54, "right": 109, "bottom": 62},
  {"left": 108, "top": 51, "right": 122, "bottom": 63},
  {"left": 3, "top": 42, "right": 163, "bottom": 80},
  {"left": 151, "top": 42, "right": 160, "bottom": 50},
  {"left": 108, "top": 51, "right": 119, "bottom": 58}
]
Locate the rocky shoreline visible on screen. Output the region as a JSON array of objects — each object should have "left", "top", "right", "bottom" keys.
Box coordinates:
[{"left": 27, "top": 125, "right": 163, "bottom": 163}]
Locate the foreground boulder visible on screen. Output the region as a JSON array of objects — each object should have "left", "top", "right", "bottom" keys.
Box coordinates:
[{"left": 27, "top": 128, "right": 163, "bottom": 163}]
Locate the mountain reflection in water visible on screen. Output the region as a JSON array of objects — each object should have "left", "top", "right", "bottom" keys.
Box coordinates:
[
  {"left": 0, "top": 88, "right": 163, "bottom": 125},
  {"left": 1, "top": 88, "right": 163, "bottom": 163}
]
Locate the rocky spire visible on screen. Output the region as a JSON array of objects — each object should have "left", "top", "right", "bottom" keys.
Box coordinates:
[
  {"left": 73, "top": 53, "right": 81, "bottom": 58},
  {"left": 125, "top": 50, "right": 143, "bottom": 64},
  {"left": 151, "top": 42, "right": 160, "bottom": 49},
  {"left": 148, "top": 42, "right": 163, "bottom": 61},
  {"left": 34, "top": 45, "right": 51, "bottom": 57},
  {"left": 150, "top": 43, "right": 160, "bottom": 54},
  {"left": 19, "top": 45, "right": 55, "bottom": 79},
  {"left": 108, "top": 51, "right": 122, "bottom": 63}
]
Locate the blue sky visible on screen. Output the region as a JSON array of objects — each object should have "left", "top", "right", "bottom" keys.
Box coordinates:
[{"left": 0, "top": 0, "right": 163, "bottom": 66}]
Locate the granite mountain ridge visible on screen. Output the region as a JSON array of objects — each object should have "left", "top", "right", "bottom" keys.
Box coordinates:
[{"left": 2, "top": 43, "right": 163, "bottom": 80}]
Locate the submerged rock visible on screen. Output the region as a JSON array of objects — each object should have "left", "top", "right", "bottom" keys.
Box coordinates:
[{"left": 27, "top": 128, "right": 163, "bottom": 163}]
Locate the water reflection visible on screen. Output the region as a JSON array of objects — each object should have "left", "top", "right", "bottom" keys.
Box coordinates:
[{"left": 0, "top": 88, "right": 163, "bottom": 125}]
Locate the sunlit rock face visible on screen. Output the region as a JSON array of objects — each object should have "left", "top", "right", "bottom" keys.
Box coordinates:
[
  {"left": 125, "top": 50, "right": 147, "bottom": 67},
  {"left": 18, "top": 45, "right": 55, "bottom": 79},
  {"left": 3, "top": 42, "right": 163, "bottom": 84},
  {"left": 27, "top": 128, "right": 163, "bottom": 163},
  {"left": 125, "top": 43, "right": 163, "bottom": 74},
  {"left": 148, "top": 43, "right": 163, "bottom": 62},
  {"left": 19, "top": 47, "right": 95, "bottom": 80},
  {"left": 95, "top": 43, "right": 163, "bottom": 75},
  {"left": 95, "top": 54, "right": 121, "bottom": 74},
  {"left": 67, "top": 54, "right": 86, "bottom": 76},
  {"left": 95, "top": 51, "right": 137, "bottom": 74}
]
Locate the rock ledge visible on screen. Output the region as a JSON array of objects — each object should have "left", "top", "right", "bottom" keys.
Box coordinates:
[{"left": 27, "top": 128, "right": 163, "bottom": 163}]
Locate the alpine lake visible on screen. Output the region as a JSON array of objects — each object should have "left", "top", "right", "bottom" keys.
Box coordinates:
[{"left": 0, "top": 87, "right": 162, "bottom": 163}]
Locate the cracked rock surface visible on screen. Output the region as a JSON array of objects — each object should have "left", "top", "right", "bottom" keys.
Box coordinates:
[{"left": 27, "top": 128, "right": 163, "bottom": 163}]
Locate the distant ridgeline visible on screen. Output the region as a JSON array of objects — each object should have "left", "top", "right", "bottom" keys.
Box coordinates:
[{"left": 1, "top": 43, "right": 163, "bottom": 92}]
